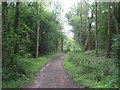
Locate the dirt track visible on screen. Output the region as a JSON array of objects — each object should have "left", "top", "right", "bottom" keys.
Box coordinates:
[{"left": 25, "top": 54, "right": 79, "bottom": 88}]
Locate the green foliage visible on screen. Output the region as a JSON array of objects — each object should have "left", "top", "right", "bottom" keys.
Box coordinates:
[
  {"left": 66, "top": 2, "right": 120, "bottom": 52},
  {"left": 64, "top": 38, "right": 81, "bottom": 53},
  {"left": 2, "top": 52, "right": 61, "bottom": 88},
  {"left": 2, "top": 1, "right": 120, "bottom": 88},
  {"left": 64, "top": 52, "right": 118, "bottom": 88},
  {"left": 66, "top": 3, "right": 92, "bottom": 48},
  {"left": 2, "top": 2, "right": 65, "bottom": 88},
  {"left": 112, "top": 36, "right": 120, "bottom": 52}
]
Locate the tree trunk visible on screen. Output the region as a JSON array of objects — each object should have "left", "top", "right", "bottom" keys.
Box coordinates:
[
  {"left": 87, "top": 8, "right": 94, "bottom": 51},
  {"left": 111, "top": 3, "right": 120, "bottom": 68},
  {"left": 14, "top": 2, "right": 20, "bottom": 31},
  {"left": 95, "top": 0, "right": 98, "bottom": 57},
  {"left": 61, "top": 39, "right": 64, "bottom": 52},
  {"left": 55, "top": 38, "right": 58, "bottom": 51},
  {"left": 111, "top": 2, "right": 120, "bottom": 40},
  {"left": 106, "top": 2, "right": 111, "bottom": 58},
  {"left": 84, "top": 1, "right": 90, "bottom": 51},
  {"left": 79, "top": 0, "right": 82, "bottom": 48},
  {"left": 87, "top": 20, "right": 91, "bottom": 51},
  {"left": 84, "top": 1, "right": 93, "bottom": 51},
  {"left": 36, "top": 0, "right": 41, "bottom": 58},
  {"left": 2, "top": 2, "right": 8, "bottom": 32},
  {"left": 14, "top": 2, "right": 20, "bottom": 54}
]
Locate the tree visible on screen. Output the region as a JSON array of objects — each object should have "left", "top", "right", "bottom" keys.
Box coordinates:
[
  {"left": 111, "top": 2, "right": 120, "bottom": 40},
  {"left": 106, "top": 2, "right": 111, "bottom": 58},
  {"left": 36, "top": 0, "right": 41, "bottom": 58},
  {"left": 78, "top": 0, "right": 83, "bottom": 48},
  {"left": 84, "top": 1, "right": 91, "bottom": 51},
  {"left": 95, "top": 0, "right": 98, "bottom": 56},
  {"left": 88, "top": 6, "right": 94, "bottom": 50},
  {"left": 14, "top": 2, "right": 20, "bottom": 54},
  {"left": 2, "top": 1, "right": 65, "bottom": 82},
  {"left": 61, "top": 38, "right": 64, "bottom": 52},
  {"left": 2, "top": 2, "right": 8, "bottom": 32},
  {"left": 111, "top": 2, "right": 120, "bottom": 59}
]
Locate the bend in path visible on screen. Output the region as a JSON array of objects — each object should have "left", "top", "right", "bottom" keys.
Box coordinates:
[{"left": 25, "top": 54, "right": 80, "bottom": 88}]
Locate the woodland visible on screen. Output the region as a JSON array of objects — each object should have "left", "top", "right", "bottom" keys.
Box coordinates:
[{"left": 2, "top": 0, "right": 120, "bottom": 88}]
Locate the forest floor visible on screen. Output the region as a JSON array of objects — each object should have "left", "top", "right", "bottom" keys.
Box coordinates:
[{"left": 25, "top": 54, "right": 80, "bottom": 88}]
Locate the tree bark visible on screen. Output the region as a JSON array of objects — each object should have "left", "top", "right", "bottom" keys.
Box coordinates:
[
  {"left": 61, "top": 39, "right": 64, "bottom": 52},
  {"left": 84, "top": 1, "right": 90, "bottom": 51},
  {"left": 14, "top": 2, "right": 20, "bottom": 54},
  {"left": 2, "top": 2, "right": 8, "bottom": 32},
  {"left": 111, "top": 3, "right": 120, "bottom": 67},
  {"left": 106, "top": 2, "right": 111, "bottom": 58},
  {"left": 36, "top": 0, "right": 40, "bottom": 58},
  {"left": 14, "top": 2, "right": 20, "bottom": 31},
  {"left": 87, "top": 19, "right": 91, "bottom": 50},
  {"left": 79, "top": 0, "right": 82, "bottom": 48},
  {"left": 95, "top": 0, "right": 98, "bottom": 57},
  {"left": 84, "top": 1, "right": 93, "bottom": 51},
  {"left": 111, "top": 2, "right": 120, "bottom": 40},
  {"left": 87, "top": 8, "right": 94, "bottom": 51},
  {"left": 55, "top": 38, "right": 58, "bottom": 51}
]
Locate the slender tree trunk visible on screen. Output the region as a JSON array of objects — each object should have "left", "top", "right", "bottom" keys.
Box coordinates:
[
  {"left": 106, "top": 2, "right": 111, "bottom": 58},
  {"left": 36, "top": 0, "right": 41, "bottom": 58},
  {"left": 79, "top": 0, "right": 82, "bottom": 48},
  {"left": 111, "top": 2, "right": 120, "bottom": 40},
  {"left": 2, "top": 2, "right": 8, "bottom": 32},
  {"left": 14, "top": 2, "right": 20, "bottom": 31},
  {"left": 61, "top": 39, "right": 64, "bottom": 52},
  {"left": 87, "top": 18, "right": 91, "bottom": 50},
  {"left": 55, "top": 38, "right": 58, "bottom": 51},
  {"left": 84, "top": 1, "right": 89, "bottom": 51},
  {"left": 95, "top": 0, "right": 98, "bottom": 56},
  {"left": 84, "top": 1, "right": 91, "bottom": 51},
  {"left": 87, "top": 3, "right": 90, "bottom": 50},
  {"left": 2, "top": 2, "right": 8, "bottom": 59},
  {"left": 36, "top": 0, "right": 42, "bottom": 58},
  {"left": 111, "top": 3, "right": 120, "bottom": 70},
  {"left": 14, "top": 2, "right": 20, "bottom": 54},
  {"left": 87, "top": 8, "right": 94, "bottom": 51}
]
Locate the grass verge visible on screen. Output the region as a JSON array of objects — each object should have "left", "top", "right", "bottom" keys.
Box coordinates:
[
  {"left": 64, "top": 51, "right": 118, "bottom": 88},
  {"left": 2, "top": 52, "right": 61, "bottom": 88}
]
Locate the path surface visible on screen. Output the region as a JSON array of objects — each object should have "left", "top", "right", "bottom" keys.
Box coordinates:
[{"left": 26, "top": 54, "right": 79, "bottom": 88}]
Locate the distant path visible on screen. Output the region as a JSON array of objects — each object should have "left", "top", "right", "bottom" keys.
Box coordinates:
[{"left": 25, "top": 54, "right": 80, "bottom": 88}]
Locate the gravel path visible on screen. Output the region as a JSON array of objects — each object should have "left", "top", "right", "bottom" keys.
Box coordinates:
[{"left": 25, "top": 54, "right": 80, "bottom": 88}]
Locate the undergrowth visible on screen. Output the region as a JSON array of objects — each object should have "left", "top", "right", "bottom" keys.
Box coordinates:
[
  {"left": 2, "top": 52, "right": 61, "bottom": 88},
  {"left": 64, "top": 51, "right": 118, "bottom": 88}
]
